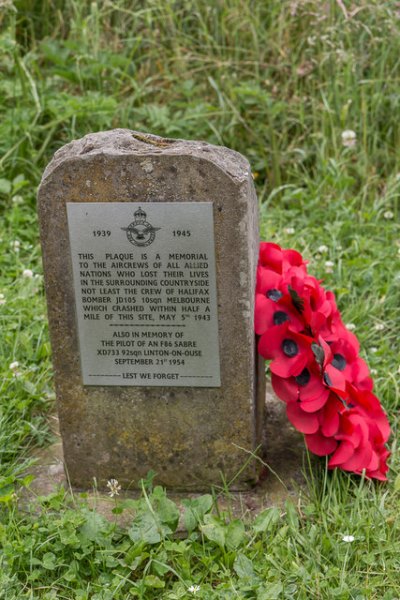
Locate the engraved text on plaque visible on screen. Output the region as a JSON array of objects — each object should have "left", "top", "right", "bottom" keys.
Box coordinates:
[{"left": 66, "top": 202, "right": 221, "bottom": 387}]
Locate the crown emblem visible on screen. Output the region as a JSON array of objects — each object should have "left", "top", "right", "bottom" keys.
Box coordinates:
[{"left": 134, "top": 207, "right": 147, "bottom": 223}]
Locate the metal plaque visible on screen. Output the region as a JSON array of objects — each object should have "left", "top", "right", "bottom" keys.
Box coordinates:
[{"left": 66, "top": 202, "right": 221, "bottom": 387}]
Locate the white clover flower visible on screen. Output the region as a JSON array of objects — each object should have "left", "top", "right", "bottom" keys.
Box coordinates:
[
  {"left": 346, "top": 323, "right": 356, "bottom": 331},
  {"left": 370, "top": 347, "right": 378, "bottom": 353},
  {"left": 383, "top": 210, "right": 394, "bottom": 220},
  {"left": 12, "top": 195, "right": 23, "bottom": 205},
  {"left": 342, "top": 535, "right": 355, "bottom": 543},
  {"left": 0, "top": 293, "right": 5, "bottom": 305},
  {"left": 325, "top": 260, "right": 334, "bottom": 267},
  {"left": 11, "top": 240, "right": 20, "bottom": 252},
  {"left": 374, "top": 323, "right": 385, "bottom": 331},
  {"left": 9, "top": 361, "right": 21, "bottom": 377},
  {"left": 341, "top": 130, "right": 357, "bottom": 148},
  {"left": 106, "top": 478, "right": 121, "bottom": 497},
  {"left": 284, "top": 227, "right": 295, "bottom": 235},
  {"left": 371, "top": 368, "right": 378, "bottom": 375},
  {"left": 318, "top": 245, "right": 328, "bottom": 254},
  {"left": 188, "top": 585, "right": 201, "bottom": 595},
  {"left": 22, "top": 269, "right": 34, "bottom": 278}
]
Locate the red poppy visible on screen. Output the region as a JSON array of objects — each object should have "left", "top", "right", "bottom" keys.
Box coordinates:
[
  {"left": 366, "top": 447, "right": 390, "bottom": 481},
  {"left": 255, "top": 242, "right": 391, "bottom": 480},
  {"left": 258, "top": 323, "right": 313, "bottom": 378},
  {"left": 271, "top": 368, "right": 330, "bottom": 412},
  {"left": 347, "top": 385, "right": 390, "bottom": 442},
  {"left": 256, "top": 266, "right": 283, "bottom": 295},
  {"left": 309, "top": 336, "right": 348, "bottom": 400},
  {"left": 281, "top": 273, "right": 335, "bottom": 336},
  {"left": 328, "top": 409, "right": 372, "bottom": 472},
  {"left": 319, "top": 394, "right": 344, "bottom": 437},
  {"left": 259, "top": 242, "right": 307, "bottom": 275},
  {"left": 254, "top": 292, "right": 304, "bottom": 336},
  {"left": 305, "top": 430, "right": 338, "bottom": 456},
  {"left": 286, "top": 401, "right": 320, "bottom": 434},
  {"left": 259, "top": 242, "right": 283, "bottom": 272}
]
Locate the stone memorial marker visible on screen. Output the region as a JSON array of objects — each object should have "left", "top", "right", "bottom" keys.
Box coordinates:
[{"left": 38, "top": 129, "right": 264, "bottom": 491}]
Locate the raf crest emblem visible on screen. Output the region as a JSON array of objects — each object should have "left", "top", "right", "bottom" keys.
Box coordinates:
[{"left": 121, "top": 207, "right": 161, "bottom": 247}]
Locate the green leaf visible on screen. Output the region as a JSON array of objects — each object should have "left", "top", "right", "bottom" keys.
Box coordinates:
[
  {"left": 226, "top": 519, "right": 246, "bottom": 550},
  {"left": 23, "top": 381, "right": 37, "bottom": 395},
  {"left": 152, "top": 486, "right": 179, "bottom": 532},
  {"left": 311, "top": 342, "right": 325, "bottom": 367},
  {"left": 0, "top": 484, "right": 15, "bottom": 502},
  {"left": 288, "top": 285, "right": 304, "bottom": 313},
  {"left": 182, "top": 494, "right": 213, "bottom": 531},
  {"left": 234, "top": 553, "right": 255, "bottom": 580},
  {"left": 128, "top": 512, "right": 162, "bottom": 545},
  {"left": 139, "top": 470, "right": 156, "bottom": 491},
  {"left": 144, "top": 575, "right": 165, "bottom": 589},
  {"left": 42, "top": 552, "right": 57, "bottom": 570},
  {"left": 20, "top": 474, "right": 35, "bottom": 487},
  {"left": 285, "top": 500, "right": 299, "bottom": 531},
  {"left": 0, "top": 178, "right": 11, "bottom": 195},
  {"left": 258, "top": 583, "right": 283, "bottom": 599},
  {"left": 253, "top": 507, "right": 280, "bottom": 533},
  {"left": 200, "top": 514, "right": 226, "bottom": 548},
  {"left": 394, "top": 474, "right": 400, "bottom": 492},
  {"left": 128, "top": 487, "right": 178, "bottom": 544},
  {"left": 79, "top": 510, "right": 108, "bottom": 543}
]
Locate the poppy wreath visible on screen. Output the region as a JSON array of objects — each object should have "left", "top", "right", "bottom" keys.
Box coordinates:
[{"left": 255, "top": 242, "right": 390, "bottom": 480}]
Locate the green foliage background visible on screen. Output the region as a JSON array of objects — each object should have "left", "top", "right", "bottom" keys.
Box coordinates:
[{"left": 0, "top": 1, "right": 399, "bottom": 598}]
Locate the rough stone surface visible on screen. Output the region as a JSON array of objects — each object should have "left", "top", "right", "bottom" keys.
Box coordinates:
[{"left": 38, "top": 129, "right": 264, "bottom": 491}]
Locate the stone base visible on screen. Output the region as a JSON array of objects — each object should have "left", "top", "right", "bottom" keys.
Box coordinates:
[{"left": 23, "top": 388, "right": 307, "bottom": 521}]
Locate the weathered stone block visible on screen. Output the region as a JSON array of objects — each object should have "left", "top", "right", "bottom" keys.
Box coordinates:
[{"left": 38, "top": 129, "right": 264, "bottom": 491}]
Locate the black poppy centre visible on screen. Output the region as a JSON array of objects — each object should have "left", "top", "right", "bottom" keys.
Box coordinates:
[
  {"left": 267, "top": 289, "right": 283, "bottom": 302},
  {"left": 332, "top": 353, "right": 346, "bottom": 371},
  {"left": 273, "top": 311, "right": 289, "bottom": 325},
  {"left": 295, "top": 368, "right": 311, "bottom": 386},
  {"left": 282, "top": 339, "right": 299, "bottom": 357}
]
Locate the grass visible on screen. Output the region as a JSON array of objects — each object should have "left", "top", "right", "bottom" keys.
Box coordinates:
[{"left": 0, "top": 0, "right": 400, "bottom": 597}]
